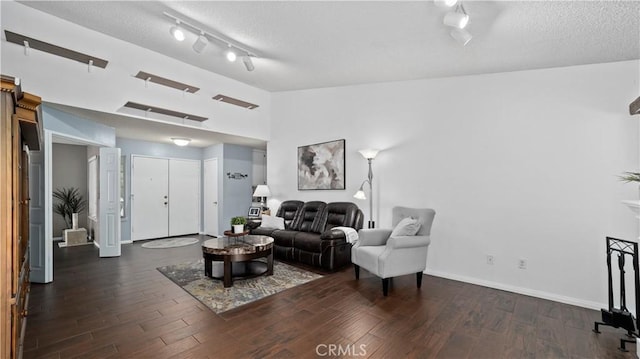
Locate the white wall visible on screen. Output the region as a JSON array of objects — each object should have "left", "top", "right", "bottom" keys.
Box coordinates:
[
  {"left": 270, "top": 60, "right": 640, "bottom": 309},
  {"left": 1, "top": 1, "right": 271, "bottom": 141}
]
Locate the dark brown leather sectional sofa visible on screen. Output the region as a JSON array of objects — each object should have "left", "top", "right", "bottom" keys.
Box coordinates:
[{"left": 250, "top": 200, "right": 363, "bottom": 271}]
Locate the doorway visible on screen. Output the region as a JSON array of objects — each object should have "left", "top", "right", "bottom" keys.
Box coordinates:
[{"left": 131, "top": 156, "right": 200, "bottom": 241}]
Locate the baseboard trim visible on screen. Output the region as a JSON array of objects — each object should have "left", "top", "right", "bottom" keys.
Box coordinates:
[{"left": 424, "top": 269, "right": 605, "bottom": 311}]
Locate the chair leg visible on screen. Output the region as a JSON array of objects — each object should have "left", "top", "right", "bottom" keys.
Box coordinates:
[
  {"left": 416, "top": 272, "right": 423, "bottom": 289},
  {"left": 354, "top": 264, "right": 360, "bottom": 280},
  {"left": 382, "top": 278, "right": 389, "bottom": 296}
]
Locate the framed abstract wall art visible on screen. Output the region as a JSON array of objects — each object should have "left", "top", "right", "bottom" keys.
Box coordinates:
[{"left": 297, "top": 139, "right": 345, "bottom": 190}]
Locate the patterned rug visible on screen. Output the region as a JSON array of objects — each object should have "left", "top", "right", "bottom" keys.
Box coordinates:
[
  {"left": 157, "top": 259, "right": 323, "bottom": 313},
  {"left": 141, "top": 237, "right": 200, "bottom": 249}
]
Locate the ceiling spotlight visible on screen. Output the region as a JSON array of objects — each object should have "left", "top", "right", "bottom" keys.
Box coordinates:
[
  {"left": 242, "top": 55, "right": 255, "bottom": 71},
  {"left": 434, "top": 0, "right": 458, "bottom": 7},
  {"left": 443, "top": 4, "right": 469, "bottom": 29},
  {"left": 171, "top": 138, "right": 191, "bottom": 146},
  {"left": 192, "top": 32, "right": 208, "bottom": 53},
  {"left": 169, "top": 21, "right": 185, "bottom": 41},
  {"left": 226, "top": 46, "right": 237, "bottom": 62},
  {"left": 450, "top": 28, "right": 472, "bottom": 46}
]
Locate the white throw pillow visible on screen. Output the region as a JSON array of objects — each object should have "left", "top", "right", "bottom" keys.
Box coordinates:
[
  {"left": 390, "top": 217, "right": 421, "bottom": 237},
  {"left": 260, "top": 215, "right": 285, "bottom": 230}
]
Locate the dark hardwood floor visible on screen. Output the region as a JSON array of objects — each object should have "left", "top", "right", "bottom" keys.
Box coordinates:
[{"left": 23, "top": 236, "right": 635, "bottom": 358}]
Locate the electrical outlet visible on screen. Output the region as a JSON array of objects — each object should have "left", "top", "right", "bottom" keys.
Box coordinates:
[
  {"left": 518, "top": 259, "right": 527, "bottom": 269},
  {"left": 486, "top": 255, "right": 494, "bottom": 265}
]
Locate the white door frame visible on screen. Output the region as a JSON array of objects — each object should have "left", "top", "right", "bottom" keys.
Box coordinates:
[
  {"left": 203, "top": 157, "right": 220, "bottom": 236},
  {"left": 43, "top": 130, "right": 115, "bottom": 280}
]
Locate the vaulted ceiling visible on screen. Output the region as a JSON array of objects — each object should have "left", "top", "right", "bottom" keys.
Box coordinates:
[{"left": 19, "top": 1, "right": 640, "bottom": 92}]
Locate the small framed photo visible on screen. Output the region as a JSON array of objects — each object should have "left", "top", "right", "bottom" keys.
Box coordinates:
[{"left": 248, "top": 207, "right": 261, "bottom": 218}]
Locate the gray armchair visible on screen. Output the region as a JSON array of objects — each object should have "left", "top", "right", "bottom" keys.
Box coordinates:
[{"left": 352, "top": 206, "right": 436, "bottom": 296}]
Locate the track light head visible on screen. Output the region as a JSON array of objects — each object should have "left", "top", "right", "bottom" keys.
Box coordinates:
[
  {"left": 443, "top": 10, "right": 469, "bottom": 29},
  {"left": 192, "top": 33, "right": 208, "bottom": 53},
  {"left": 450, "top": 28, "right": 472, "bottom": 46},
  {"left": 434, "top": 0, "right": 458, "bottom": 7},
  {"left": 226, "top": 47, "right": 237, "bottom": 62},
  {"left": 242, "top": 55, "right": 255, "bottom": 71},
  {"left": 170, "top": 21, "right": 185, "bottom": 41}
]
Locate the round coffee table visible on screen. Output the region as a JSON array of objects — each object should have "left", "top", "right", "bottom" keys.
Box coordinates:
[{"left": 202, "top": 235, "right": 274, "bottom": 288}]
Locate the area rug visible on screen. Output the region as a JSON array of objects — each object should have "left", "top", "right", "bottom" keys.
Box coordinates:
[
  {"left": 141, "top": 237, "right": 200, "bottom": 249},
  {"left": 157, "top": 259, "right": 323, "bottom": 313}
]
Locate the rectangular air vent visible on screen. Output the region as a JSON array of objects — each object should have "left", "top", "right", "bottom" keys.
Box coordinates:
[
  {"left": 5, "top": 30, "right": 108, "bottom": 68},
  {"left": 134, "top": 71, "right": 200, "bottom": 93},
  {"left": 213, "top": 94, "right": 259, "bottom": 110},
  {"left": 123, "top": 101, "right": 207, "bottom": 122}
]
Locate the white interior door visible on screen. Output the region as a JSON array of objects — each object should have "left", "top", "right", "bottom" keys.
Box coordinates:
[
  {"left": 203, "top": 158, "right": 219, "bottom": 236},
  {"left": 132, "top": 156, "right": 168, "bottom": 240},
  {"left": 169, "top": 159, "right": 200, "bottom": 236},
  {"left": 99, "top": 147, "right": 121, "bottom": 257},
  {"left": 29, "top": 150, "right": 50, "bottom": 283}
]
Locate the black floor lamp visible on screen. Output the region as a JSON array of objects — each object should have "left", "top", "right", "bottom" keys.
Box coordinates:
[{"left": 353, "top": 149, "right": 379, "bottom": 228}]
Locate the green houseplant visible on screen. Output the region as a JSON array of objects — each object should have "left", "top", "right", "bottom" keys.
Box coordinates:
[
  {"left": 619, "top": 171, "right": 640, "bottom": 184},
  {"left": 231, "top": 216, "right": 247, "bottom": 233},
  {"left": 53, "top": 187, "right": 86, "bottom": 229}
]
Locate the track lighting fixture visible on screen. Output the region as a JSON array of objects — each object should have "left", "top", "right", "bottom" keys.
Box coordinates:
[
  {"left": 434, "top": 0, "right": 458, "bottom": 8},
  {"left": 169, "top": 20, "right": 185, "bottom": 41},
  {"left": 242, "top": 55, "right": 255, "bottom": 72},
  {"left": 192, "top": 32, "right": 208, "bottom": 53},
  {"left": 226, "top": 46, "right": 237, "bottom": 62},
  {"left": 443, "top": 3, "right": 469, "bottom": 29},
  {"left": 163, "top": 12, "right": 259, "bottom": 72},
  {"left": 450, "top": 28, "right": 472, "bottom": 46}
]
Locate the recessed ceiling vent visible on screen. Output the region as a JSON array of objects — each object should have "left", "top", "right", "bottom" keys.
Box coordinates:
[
  {"left": 123, "top": 101, "right": 207, "bottom": 122},
  {"left": 4, "top": 30, "right": 108, "bottom": 69},
  {"left": 212, "top": 94, "right": 259, "bottom": 110}
]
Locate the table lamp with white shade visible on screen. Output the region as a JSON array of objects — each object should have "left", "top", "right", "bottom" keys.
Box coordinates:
[{"left": 253, "top": 185, "right": 271, "bottom": 210}]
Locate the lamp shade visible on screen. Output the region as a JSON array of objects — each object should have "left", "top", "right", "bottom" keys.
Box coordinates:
[
  {"left": 253, "top": 185, "right": 271, "bottom": 197},
  {"left": 353, "top": 190, "right": 366, "bottom": 200},
  {"left": 358, "top": 149, "right": 380, "bottom": 159}
]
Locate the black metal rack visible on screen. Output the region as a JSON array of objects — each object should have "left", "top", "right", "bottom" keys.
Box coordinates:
[{"left": 594, "top": 237, "right": 640, "bottom": 351}]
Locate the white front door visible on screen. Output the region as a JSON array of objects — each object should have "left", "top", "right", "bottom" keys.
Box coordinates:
[
  {"left": 203, "top": 158, "right": 219, "bottom": 236},
  {"left": 131, "top": 156, "right": 169, "bottom": 240},
  {"left": 168, "top": 159, "right": 200, "bottom": 236},
  {"left": 99, "top": 147, "right": 121, "bottom": 257}
]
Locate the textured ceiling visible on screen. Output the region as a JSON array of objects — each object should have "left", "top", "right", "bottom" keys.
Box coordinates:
[{"left": 18, "top": 1, "right": 640, "bottom": 92}]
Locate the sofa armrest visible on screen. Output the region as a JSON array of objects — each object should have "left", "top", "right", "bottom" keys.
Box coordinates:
[
  {"left": 357, "top": 229, "right": 392, "bottom": 247},
  {"left": 246, "top": 221, "right": 261, "bottom": 230},
  {"left": 386, "top": 235, "right": 431, "bottom": 249},
  {"left": 321, "top": 228, "right": 347, "bottom": 240}
]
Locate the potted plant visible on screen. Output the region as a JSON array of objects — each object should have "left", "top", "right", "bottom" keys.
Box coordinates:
[
  {"left": 619, "top": 171, "right": 640, "bottom": 218},
  {"left": 53, "top": 187, "right": 86, "bottom": 230},
  {"left": 231, "top": 216, "right": 247, "bottom": 233},
  {"left": 619, "top": 171, "right": 640, "bottom": 184}
]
